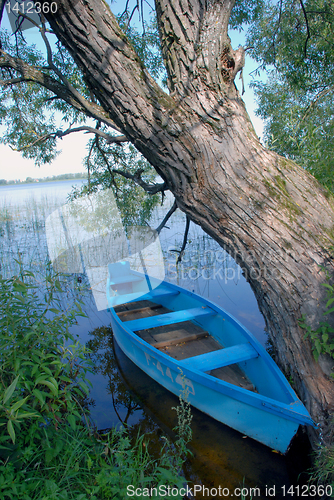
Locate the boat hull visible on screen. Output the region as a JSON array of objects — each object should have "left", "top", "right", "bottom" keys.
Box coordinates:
[
  {"left": 113, "top": 320, "right": 299, "bottom": 452},
  {"left": 107, "top": 279, "right": 315, "bottom": 453}
]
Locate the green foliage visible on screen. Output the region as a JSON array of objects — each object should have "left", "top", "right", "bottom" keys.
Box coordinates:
[
  {"left": 298, "top": 274, "right": 334, "bottom": 484},
  {"left": 86, "top": 328, "right": 193, "bottom": 470},
  {"left": 0, "top": 30, "right": 88, "bottom": 165},
  {"left": 0, "top": 5, "right": 166, "bottom": 165},
  {"left": 0, "top": 14, "right": 164, "bottom": 216},
  {"left": 0, "top": 269, "right": 191, "bottom": 499},
  {"left": 1, "top": 0, "right": 333, "bottom": 196},
  {"left": 229, "top": 0, "right": 264, "bottom": 30},
  {"left": 169, "top": 383, "right": 193, "bottom": 473},
  {"left": 246, "top": 0, "right": 334, "bottom": 83},
  {"left": 0, "top": 269, "right": 90, "bottom": 452},
  {"left": 312, "top": 434, "right": 334, "bottom": 489},
  {"left": 299, "top": 281, "right": 334, "bottom": 372},
  {"left": 251, "top": 76, "right": 334, "bottom": 190},
  {"left": 117, "top": 11, "right": 166, "bottom": 85},
  {"left": 245, "top": 0, "right": 334, "bottom": 191},
  {"left": 70, "top": 142, "right": 160, "bottom": 227}
]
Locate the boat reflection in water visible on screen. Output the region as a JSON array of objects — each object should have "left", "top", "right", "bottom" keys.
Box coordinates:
[{"left": 86, "top": 324, "right": 312, "bottom": 500}]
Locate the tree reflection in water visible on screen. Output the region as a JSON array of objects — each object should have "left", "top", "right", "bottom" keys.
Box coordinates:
[
  {"left": 86, "top": 326, "right": 142, "bottom": 426},
  {"left": 85, "top": 325, "right": 179, "bottom": 459}
]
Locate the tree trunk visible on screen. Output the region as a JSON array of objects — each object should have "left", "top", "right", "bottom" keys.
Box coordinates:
[{"left": 45, "top": 0, "right": 334, "bottom": 444}]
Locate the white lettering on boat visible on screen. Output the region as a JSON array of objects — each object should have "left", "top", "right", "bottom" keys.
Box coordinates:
[
  {"left": 156, "top": 360, "right": 164, "bottom": 376},
  {"left": 144, "top": 353, "right": 196, "bottom": 395},
  {"left": 165, "top": 367, "right": 173, "bottom": 382},
  {"left": 176, "top": 373, "right": 195, "bottom": 395}
]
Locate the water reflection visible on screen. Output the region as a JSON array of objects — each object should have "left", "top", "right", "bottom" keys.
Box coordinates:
[
  {"left": 86, "top": 324, "right": 312, "bottom": 500},
  {"left": 87, "top": 326, "right": 142, "bottom": 426}
]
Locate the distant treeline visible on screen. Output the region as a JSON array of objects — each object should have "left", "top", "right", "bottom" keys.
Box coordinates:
[{"left": 0, "top": 173, "right": 87, "bottom": 185}]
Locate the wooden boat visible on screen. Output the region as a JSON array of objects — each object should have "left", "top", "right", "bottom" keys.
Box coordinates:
[{"left": 106, "top": 262, "right": 315, "bottom": 453}]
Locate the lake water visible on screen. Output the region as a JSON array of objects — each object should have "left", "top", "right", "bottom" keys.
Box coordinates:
[
  {"left": 0, "top": 179, "right": 82, "bottom": 206},
  {"left": 0, "top": 180, "right": 313, "bottom": 499}
]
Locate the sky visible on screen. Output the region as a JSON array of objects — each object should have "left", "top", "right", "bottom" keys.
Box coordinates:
[{"left": 0, "top": 5, "right": 265, "bottom": 182}]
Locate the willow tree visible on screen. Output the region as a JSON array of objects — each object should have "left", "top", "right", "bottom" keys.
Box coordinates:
[
  {"left": 1, "top": 0, "right": 334, "bottom": 444},
  {"left": 247, "top": 0, "right": 334, "bottom": 193}
]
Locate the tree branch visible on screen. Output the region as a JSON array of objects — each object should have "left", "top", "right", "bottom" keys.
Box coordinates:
[
  {"left": 0, "top": 0, "right": 6, "bottom": 29},
  {"left": 0, "top": 50, "right": 123, "bottom": 133},
  {"left": 112, "top": 168, "right": 167, "bottom": 195},
  {"left": 38, "top": 15, "right": 98, "bottom": 117},
  {"left": 87, "top": 128, "right": 163, "bottom": 196},
  {"left": 176, "top": 216, "right": 190, "bottom": 263},
  {"left": 86, "top": 137, "right": 96, "bottom": 191},
  {"left": 119, "top": 0, "right": 132, "bottom": 20},
  {"left": 297, "top": 85, "right": 334, "bottom": 130},
  {"left": 120, "top": 1, "right": 139, "bottom": 31},
  {"left": 268, "top": 0, "right": 283, "bottom": 68},
  {"left": 42, "top": 0, "right": 173, "bottom": 135},
  {"left": 54, "top": 126, "right": 128, "bottom": 144},
  {"left": 7, "top": 124, "right": 128, "bottom": 153},
  {"left": 167, "top": 214, "right": 190, "bottom": 263},
  {"left": 155, "top": 199, "right": 177, "bottom": 234},
  {"left": 0, "top": 76, "right": 27, "bottom": 86},
  {"left": 298, "top": 0, "right": 311, "bottom": 58},
  {"left": 94, "top": 132, "right": 119, "bottom": 193},
  {"left": 155, "top": 0, "right": 236, "bottom": 94}
]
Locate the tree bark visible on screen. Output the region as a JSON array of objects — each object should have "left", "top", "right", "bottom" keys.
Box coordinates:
[{"left": 44, "top": 0, "right": 334, "bottom": 444}]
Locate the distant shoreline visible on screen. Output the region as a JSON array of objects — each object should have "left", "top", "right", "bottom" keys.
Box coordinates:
[{"left": 0, "top": 173, "right": 87, "bottom": 186}]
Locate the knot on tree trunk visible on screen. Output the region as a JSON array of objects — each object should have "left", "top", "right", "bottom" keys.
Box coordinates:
[{"left": 220, "top": 46, "right": 245, "bottom": 84}]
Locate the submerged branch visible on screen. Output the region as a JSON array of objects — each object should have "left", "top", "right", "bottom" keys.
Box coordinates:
[
  {"left": 177, "top": 216, "right": 190, "bottom": 263},
  {"left": 168, "top": 215, "right": 190, "bottom": 263}
]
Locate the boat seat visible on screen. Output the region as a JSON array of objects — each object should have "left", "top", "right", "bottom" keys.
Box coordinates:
[
  {"left": 109, "top": 274, "right": 145, "bottom": 286},
  {"left": 109, "top": 284, "right": 179, "bottom": 309},
  {"left": 124, "top": 306, "right": 216, "bottom": 332},
  {"left": 142, "top": 287, "right": 180, "bottom": 300},
  {"left": 153, "top": 330, "right": 209, "bottom": 348},
  {"left": 180, "top": 343, "right": 259, "bottom": 372},
  {"left": 117, "top": 303, "right": 163, "bottom": 319}
]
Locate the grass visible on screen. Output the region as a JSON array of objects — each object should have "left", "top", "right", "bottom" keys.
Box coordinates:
[
  {"left": 312, "top": 440, "right": 334, "bottom": 490},
  {"left": 0, "top": 195, "right": 60, "bottom": 277},
  {"left": 298, "top": 271, "right": 334, "bottom": 489}
]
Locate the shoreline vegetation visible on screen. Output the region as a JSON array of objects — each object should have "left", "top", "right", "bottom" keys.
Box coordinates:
[
  {"left": 0, "top": 173, "right": 87, "bottom": 186},
  {"left": 0, "top": 191, "right": 193, "bottom": 499},
  {"left": 0, "top": 269, "right": 192, "bottom": 499}
]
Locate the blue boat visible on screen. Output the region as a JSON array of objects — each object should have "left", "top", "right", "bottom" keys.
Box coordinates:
[{"left": 106, "top": 261, "right": 315, "bottom": 453}]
